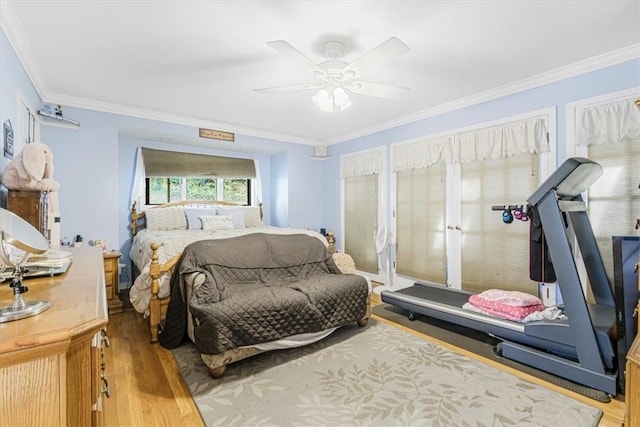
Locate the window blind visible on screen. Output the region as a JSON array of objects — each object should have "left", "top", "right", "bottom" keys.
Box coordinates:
[
  {"left": 344, "top": 174, "right": 379, "bottom": 273},
  {"left": 576, "top": 95, "right": 640, "bottom": 282},
  {"left": 141, "top": 148, "right": 256, "bottom": 178},
  {"left": 588, "top": 140, "right": 640, "bottom": 282},
  {"left": 460, "top": 154, "right": 539, "bottom": 294},
  {"left": 395, "top": 164, "right": 447, "bottom": 283},
  {"left": 391, "top": 114, "right": 550, "bottom": 290}
]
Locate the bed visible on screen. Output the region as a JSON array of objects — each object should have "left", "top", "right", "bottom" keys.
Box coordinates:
[{"left": 128, "top": 200, "right": 366, "bottom": 376}]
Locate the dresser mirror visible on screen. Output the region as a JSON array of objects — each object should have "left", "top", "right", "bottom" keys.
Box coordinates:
[{"left": 0, "top": 207, "right": 51, "bottom": 322}]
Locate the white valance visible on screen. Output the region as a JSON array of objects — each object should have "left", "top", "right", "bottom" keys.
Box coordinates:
[
  {"left": 454, "top": 118, "right": 549, "bottom": 164},
  {"left": 340, "top": 148, "right": 383, "bottom": 178},
  {"left": 576, "top": 97, "right": 640, "bottom": 146},
  {"left": 392, "top": 135, "right": 454, "bottom": 172}
]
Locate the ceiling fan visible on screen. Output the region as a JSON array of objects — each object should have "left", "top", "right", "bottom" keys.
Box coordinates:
[{"left": 254, "top": 37, "right": 410, "bottom": 112}]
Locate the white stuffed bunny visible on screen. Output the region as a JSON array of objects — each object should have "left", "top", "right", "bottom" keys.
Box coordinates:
[{"left": 1, "top": 142, "right": 60, "bottom": 192}]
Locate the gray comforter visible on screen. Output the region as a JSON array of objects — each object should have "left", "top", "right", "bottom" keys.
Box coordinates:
[{"left": 159, "top": 233, "right": 369, "bottom": 354}]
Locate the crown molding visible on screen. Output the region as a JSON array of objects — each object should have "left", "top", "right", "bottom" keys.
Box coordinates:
[
  {"left": 0, "top": 1, "right": 49, "bottom": 99},
  {"left": 46, "top": 92, "right": 319, "bottom": 146},
  {"left": 324, "top": 43, "right": 640, "bottom": 145},
  {"left": 1, "top": 1, "right": 318, "bottom": 146},
  {"left": 3, "top": 0, "right": 638, "bottom": 148}
]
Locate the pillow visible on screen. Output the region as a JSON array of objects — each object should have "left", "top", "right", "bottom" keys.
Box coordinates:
[
  {"left": 184, "top": 207, "right": 217, "bottom": 229},
  {"left": 333, "top": 253, "right": 357, "bottom": 274},
  {"left": 145, "top": 207, "right": 187, "bottom": 231},
  {"left": 216, "top": 206, "right": 245, "bottom": 229},
  {"left": 200, "top": 215, "right": 234, "bottom": 231},
  {"left": 244, "top": 206, "right": 262, "bottom": 227}
]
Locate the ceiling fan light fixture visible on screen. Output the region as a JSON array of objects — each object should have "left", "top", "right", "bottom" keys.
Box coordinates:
[
  {"left": 312, "top": 87, "right": 352, "bottom": 113},
  {"left": 333, "top": 87, "right": 350, "bottom": 107},
  {"left": 258, "top": 37, "right": 410, "bottom": 110}
]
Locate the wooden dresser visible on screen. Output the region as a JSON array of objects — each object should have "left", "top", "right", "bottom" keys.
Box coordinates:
[
  {"left": 627, "top": 338, "right": 640, "bottom": 426},
  {"left": 0, "top": 247, "right": 109, "bottom": 427},
  {"left": 626, "top": 255, "right": 640, "bottom": 427},
  {"left": 6, "top": 190, "right": 48, "bottom": 237}
]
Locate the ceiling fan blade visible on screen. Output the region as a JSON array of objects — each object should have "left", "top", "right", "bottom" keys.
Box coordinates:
[
  {"left": 346, "top": 36, "right": 410, "bottom": 79},
  {"left": 254, "top": 83, "right": 325, "bottom": 94},
  {"left": 266, "top": 40, "right": 325, "bottom": 75},
  {"left": 346, "top": 81, "right": 409, "bottom": 99}
]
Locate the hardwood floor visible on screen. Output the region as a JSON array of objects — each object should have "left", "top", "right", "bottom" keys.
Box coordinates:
[
  {"left": 103, "top": 296, "right": 625, "bottom": 427},
  {"left": 103, "top": 310, "right": 203, "bottom": 427}
]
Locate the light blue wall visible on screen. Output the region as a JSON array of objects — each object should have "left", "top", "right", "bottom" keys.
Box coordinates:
[
  {"left": 2, "top": 26, "right": 639, "bottom": 277},
  {"left": 270, "top": 151, "right": 289, "bottom": 227},
  {"left": 287, "top": 145, "right": 326, "bottom": 231},
  {"left": 0, "top": 27, "right": 327, "bottom": 284},
  {"left": 39, "top": 105, "right": 326, "bottom": 282},
  {"left": 268, "top": 147, "right": 328, "bottom": 230},
  {"left": 0, "top": 28, "right": 42, "bottom": 204},
  {"left": 321, "top": 58, "right": 640, "bottom": 247}
]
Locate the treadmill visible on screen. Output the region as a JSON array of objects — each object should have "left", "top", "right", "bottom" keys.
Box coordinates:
[{"left": 381, "top": 157, "right": 619, "bottom": 395}]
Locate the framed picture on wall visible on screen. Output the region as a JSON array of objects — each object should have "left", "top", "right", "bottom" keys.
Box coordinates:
[{"left": 3, "top": 119, "right": 14, "bottom": 159}]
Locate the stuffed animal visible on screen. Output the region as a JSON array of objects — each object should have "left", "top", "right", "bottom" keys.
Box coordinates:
[{"left": 1, "top": 142, "right": 60, "bottom": 192}]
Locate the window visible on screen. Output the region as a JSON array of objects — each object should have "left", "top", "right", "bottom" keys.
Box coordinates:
[
  {"left": 391, "top": 112, "right": 553, "bottom": 292},
  {"left": 341, "top": 147, "right": 385, "bottom": 277},
  {"left": 344, "top": 174, "right": 378, "bottom": 273},
  {"left": 396, "top": 163, "right": 447, "bottom": 284},
  {"left": 459, "top": 153, "right": 539, "bottom": 293},
  {"left": 138, "top": 147, "right": 257, "bottom": 206},
  {"left": 587, "top": 141, "right": 639, "bottom": 281},
  {"left": 570, "top": 93, "right": 640, "bottom": 283},
  {"left": 223, "top": 178, "right": 251, "bottom": 204},
  {"left": 145, "top": 177, "right": 250, "bottom": 205}
]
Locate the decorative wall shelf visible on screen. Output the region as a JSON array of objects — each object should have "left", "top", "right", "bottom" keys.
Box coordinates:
[{"left": 37, "top": 110, "right": 80, "bottom": 128}]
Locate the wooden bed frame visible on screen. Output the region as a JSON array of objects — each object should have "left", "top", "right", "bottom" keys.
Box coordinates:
[{"left": 129, "top": 200, "right": 336, "bottom": 345}]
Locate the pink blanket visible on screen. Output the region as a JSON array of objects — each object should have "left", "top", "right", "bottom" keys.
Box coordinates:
[{"left": 468, "top": 290, "right": 544, "bottom": 321}]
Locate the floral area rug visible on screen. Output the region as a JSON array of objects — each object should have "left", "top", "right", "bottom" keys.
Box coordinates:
[{"left": 171, "top": 318, "right": 602, "bottom": 426}]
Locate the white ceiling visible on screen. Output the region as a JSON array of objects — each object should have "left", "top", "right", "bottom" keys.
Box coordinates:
[{"left": 3, "top": 1, "right": 640, "bottom": 146}]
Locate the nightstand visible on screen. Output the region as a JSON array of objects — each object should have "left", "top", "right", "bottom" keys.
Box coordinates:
[{"left": 103, "top": 251, "right": 123, "bottom": 314}]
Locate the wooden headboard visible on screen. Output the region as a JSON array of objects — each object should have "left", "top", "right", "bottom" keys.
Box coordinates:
[{"left": 130, "top": 200, "right": 263, "bottom": 237}]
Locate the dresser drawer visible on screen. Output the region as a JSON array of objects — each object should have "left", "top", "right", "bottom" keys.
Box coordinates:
[
  {"left": 103, "top": 252, "right": 123, "bottom": 315},
  {"left": 105, "top": 282, "right": 115, "bottom": 300},
  {"left": 104, "top": 260, "right": 116, "bottom": 274}
]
